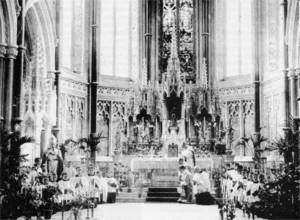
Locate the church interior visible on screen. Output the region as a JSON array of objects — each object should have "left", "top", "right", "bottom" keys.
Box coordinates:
[{"left": 0, "top": 0, "right": 299, "bottom": 219}]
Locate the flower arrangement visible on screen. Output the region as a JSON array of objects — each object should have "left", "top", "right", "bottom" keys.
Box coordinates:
[
  {"left": 216, "top": 200, "right": 236, "bottom": 220},
  {"left": 41, "top": 185, "right": 60, "bottom": 210}
]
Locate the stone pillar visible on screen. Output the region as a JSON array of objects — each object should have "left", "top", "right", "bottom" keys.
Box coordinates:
[
  {"left": 162, "top": 99, "right": 167, "bottom": 137},
  {"left": 289, "top": 69, "right": 297, "bottom": 117},
  {"left": 282, "top": 0, "right": 289, "bottom": 129},
  {"left": 13, "top": 0, "right": 26, "bottom": 132},
  {"left": 52, "top": 71, "right": 61, "bottom": 139},
  {"left": 53, "top": 0, "right": 62, "bottom": 140},
  {"left": 109, "top": 101, "right": 113, "bottom": 156},
  {"left": 90, "top": 0, "right": 98, "bottom": 135},
  {"left": 4, "top": 45, "right": 18, "bottom": 130},
  {"left": 0, "top": 43, "right": 6, "bottom": 123},
  {"left": 181, "top": 99, "right": 186, "bottom": 139},
  {"left": 13, "top": 45, "right": 26, "bottom": 124},
  {"left": 296, "top": 68, "right": 300, "bottom": 116},
  {"left": 239, "top": 100, "right": 245, "bottom": 156}
]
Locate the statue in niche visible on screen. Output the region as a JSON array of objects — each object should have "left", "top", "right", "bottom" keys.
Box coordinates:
[
  {"left": 164, "top": 3, "right": 176, "bottom": 26},
  {"left": 170, "top": 107, "right": 178, "bottom": 127},
  {"left": 43, "top": 135, "right": 63, "bottom": 177}
]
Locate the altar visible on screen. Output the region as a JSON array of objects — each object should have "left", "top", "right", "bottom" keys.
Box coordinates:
[{"left": 131, "top": 157, "right": 213, "bottom": 187}]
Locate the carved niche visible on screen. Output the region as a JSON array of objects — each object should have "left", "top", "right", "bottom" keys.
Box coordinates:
[
  {"left": 112, "top": 102, "right": 127, "bottom": 152},
  {"left": 228, "top": 101, "right": 240, "bottom": 139},
  {"left": 243, "top": 100, "right": 254, "bottom": 137},
  {"left": 97, "top": 100, "right": 110, "bottom": 156}
]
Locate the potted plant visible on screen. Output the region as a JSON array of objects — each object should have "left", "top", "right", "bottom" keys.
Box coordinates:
[
  {"left": 78, "top": 132, "right": 105, "bottom": 165},
  {"left": 0, "top": 129, "right": 34, "bottom": 219},
  {"left": 68, "top": 195, "right": 88, "bottom": 220},
  {"left": 41, "top": 185, "right": 59, "bottom": 220}
]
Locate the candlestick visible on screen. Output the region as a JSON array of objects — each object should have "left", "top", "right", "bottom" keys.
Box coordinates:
[{"left": 86, "top": 201, "right": 90, "bottom": 219}]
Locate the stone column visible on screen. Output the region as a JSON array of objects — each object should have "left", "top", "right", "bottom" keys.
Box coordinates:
[
  {"left": 52, "top": 0, "right": 62, "bottom": 140},
  {"left": 109, "top": 101, "right": 113, "bottom": 156},
  {"left": 162, "top": 99, "right": 167, "bottom": 137},
  {"left": 282, "top": 0, "right": 289, "bottom": 128},
  {"left": 239, "top": 100, "right": 245, "bottom": 156},
  {"left": 296, "top": 68, "right": 300, "bottom": 116},
  {"left": 181, "top": 99, "right": 186, "bottom": 139},
  {"left": 0, "top": 43, "right": 6, "bottom": 123},
  {"left": 12, "top": 45, "right": 25, "bottom": 134},
  {"left": 52, "top": 71, "right": 61, "bottom": 139},
  {"left": 13, "top": 0, "right": 26, "bottom": 132},
  {"left": 4, "top": 45, "right": 18, "bottom": 130},
  {"left": 289, "top": 69, "right": 297, "bottom": 117},
  {"left": 90, "top": 0, "right": 98, "bottom": 135}
]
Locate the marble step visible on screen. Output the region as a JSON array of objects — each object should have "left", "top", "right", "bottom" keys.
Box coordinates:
[{"left": 146, "top": 197, "right": 179, "bottom": 202}]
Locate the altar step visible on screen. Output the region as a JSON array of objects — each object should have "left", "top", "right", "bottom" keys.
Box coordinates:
[
  {"left": 146, "top": 188, "right": 180, "bottom": 202},
  {"left": 116, "top": 187, "right": 147, "bottom": 203}
]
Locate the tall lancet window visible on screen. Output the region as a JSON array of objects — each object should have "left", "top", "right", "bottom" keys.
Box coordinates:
[
  {"left": 100, "top": 0, "right": 139, "bottom": 80},
  {"left": 61, "top": 0, "right": 85, "bottom": 73},
  {"left": 162, "top": 0, "right": 194, "bottom": 82},
  {"left": 225, "top": 0, "right": 253, "bottom": 77}
]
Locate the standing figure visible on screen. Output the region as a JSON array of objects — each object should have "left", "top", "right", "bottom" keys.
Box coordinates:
[
  {"left": 178, "top": 165, "right": 192, "bottom": 203},
  {"left": 86, "top": 166, "right": 102, "bottom": 206},
  {"left": 43, "top": 135, "right": 63, "bottom": 176},
  {"left": 106, "top": 172, "right": 119, "bottom": 203}
]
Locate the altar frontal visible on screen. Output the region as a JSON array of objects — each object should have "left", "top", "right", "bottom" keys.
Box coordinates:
[{"left": 131, "top": 158, "right": 213, "bottom": 187}]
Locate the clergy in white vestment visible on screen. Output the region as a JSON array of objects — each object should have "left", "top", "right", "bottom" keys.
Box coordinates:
[
  {"left": 193, "top": 168, "right": 214, "bottom": 205},
  {"left": 62, "top": 161, "right": 77, "bottom": 180},
  {"left": 58, "top": 172, "right": 74, "bottom": 203},
  {"left": 225, "top": 163, "right": 238, "bottom": 201},
  {"left": 86, "top": 166, "right": 103, "bottom": 204},
  {"left": 97, "top": 170, "right": 108, "bottom": 203},
  {"left": 106, "top": 173, "right": 118, "bottom": 203},
  {"left": 181, "top": 144, "right": 196, "bottom": 170},
  {"left": 232, "top": 165, "right": 243, "bottom": 203},
  {"left": 69, "top": 167, "right": 89, "bottom": 196}
]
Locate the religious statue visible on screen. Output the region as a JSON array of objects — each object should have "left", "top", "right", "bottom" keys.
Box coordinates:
[
  {"left": 43, "top": 135, "right": 63, "bottom": 177},
  {"left": 163, "top": 3, "right": 176, "bottom": 26}
]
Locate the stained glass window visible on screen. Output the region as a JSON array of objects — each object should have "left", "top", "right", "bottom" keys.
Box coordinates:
[{"left": 162, "top": 0, "right": 194, "bottom": 82}]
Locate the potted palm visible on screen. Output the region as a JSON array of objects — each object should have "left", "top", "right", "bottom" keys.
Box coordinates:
[{"left": 78, "top": 132, "right": 105, "bottom": 165}]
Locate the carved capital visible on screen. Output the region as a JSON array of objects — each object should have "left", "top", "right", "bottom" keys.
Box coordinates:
[
  {"left": 295, "top": 67, "right": 300, "bottom": 77},
  {"left": 0, "top": 43, "right": 6, "bottom": 58},
  {"left": 6, "top": 45, "right": 18, "bottom": 59},
  {"left": 288, "top": 68, "right": 296, "bottom": 78}
]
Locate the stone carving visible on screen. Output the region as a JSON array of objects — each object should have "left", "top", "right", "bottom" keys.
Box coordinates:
[
  {"left": 243, "top": 100, "right": 254, "bottom": 117},
  {"left": 97, "top": 101, "right": 110, "bottom": 156},
  {"left": 228, "top": 101, "right": 240, "bottom": 118},
  {"left": 218, "top": 86, "right": 254, "bottom": 97},
  {"left": 6, "top": 47, "right": 18, "bottom": 58},
  {"left": 76, "top": 97, "right": 85, "bottom": 138},
  {"left": 98, "top": 87, "right": 131, "bottom": 97},
  {"left": 61, "top": 78, "right": 88, "bottom": 93},
  {"left": 66, "top": 95, "right": 75, "bottom": 139},
  {"left": 0, "top": 46, "right": 6, "bottom": 57}
]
